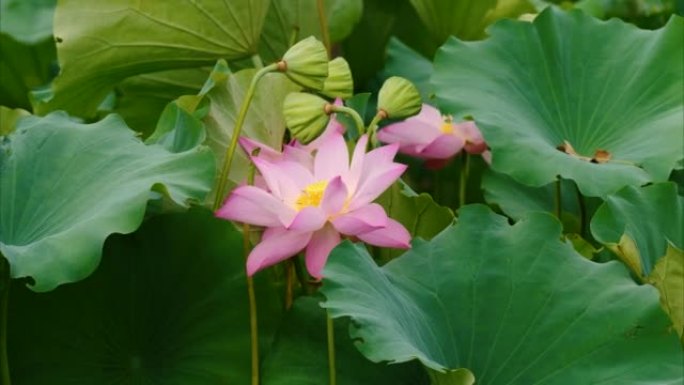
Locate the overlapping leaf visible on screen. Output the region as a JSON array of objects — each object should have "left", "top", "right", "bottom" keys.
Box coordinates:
[
  {"left": 260, "top": 0, "right": 363, "bottom": 61},
  {"left": 649, "top": 244, "right": 684, "bottom": 341},
  {"left": 321, "top": 205, "right": 683, "bottom": 384},
  {"left": 380, "top": 38, "right": 433, "bottom": 101},
  {"left": 433, "top": 8, "right": 684, "bottom": 196},
  {"left": 108, "top": 67, "right": 211, "bottom": 136},
  {"left": 408, "top": 0, "right": 535, "bottom": 42},
  {"left": 0, "top": 0, "right": 56, "bottom": 109},
  {"left": 36, "top": 0, "right": 269, "bottom": 117},
  {"left": 591, "top": 182, "right": 683, "bottom": 277},
  {"left": 0, "top": 112, "right": 214, "bottom": 291},
  {"left": 375, "top": 182, "right": 453, "bottom": 262},
  {"left": 8, "top": 209, "right": 282, "bottom": 384}
]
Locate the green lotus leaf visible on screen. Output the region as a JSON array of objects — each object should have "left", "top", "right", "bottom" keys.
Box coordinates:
[
  {"left": 381, "top": 38, "right": 433, "bottom": 101},
  {"left": 8, "top": 208, "right": 282, "bottom": 384},
  {"left": 0, "top": 0, "right": 57, "bottom": 109},
  {"left": 108, "top": 67, "right": 211, "bottom": 136},
  {"left": 483, "top": 170, "right": 581, "bottom": 220},
  {"left": 408, "top": 0, "right": 535, "bottom": 42},
  {"left": 0, "top": 0, "right": 55, "bottom": 44},
  {"left": 321, "top": 205, "right": 683, "bottom": 383},
  {"left": 35, "top": 0, "right": 269, "bottom": 117},
  {"left": 433, "top": 8, "right": 684, "bottom": 197},
  {"left": 0, "top": 34, "right": 56, "bottom": 110},
  {"left": 374, "top": 182, "right": 454, "bottom": 262},
  {"left": 591, "top": 182, "right": 683, "bottom": 277},
  {"left": 260, "top": 0, "right": 363, "bottom": 61},
  {"left": 648, "top": 243, "right": 684, "bottom": 342},
  {"left": 0, "top": 112, "right": 214, "bottom": 291},
  {"left": 482, "top": 169, "right": 604, "bottom": 233},
  {"left": 261, "top": 296, "right": 428, "bottom": 385},
  {"left": 145, "top": 101, "right": 207, "bottom": 154},
  {"left": 0, "top": 106, "right": 28, "bottom": 136}
]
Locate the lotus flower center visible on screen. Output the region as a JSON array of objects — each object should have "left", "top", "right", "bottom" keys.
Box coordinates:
[
  {"left": 295, "top": 180, "right": 328, "bottom": 211},
  {"left": 439, "top": 122, "right": 455, "bottom": 135}
]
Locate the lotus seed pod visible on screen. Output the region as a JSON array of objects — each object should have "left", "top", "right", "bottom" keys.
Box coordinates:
[
  {"left": 321, "top": 57, "right": 354, "bottom": 99},
  {"left": 283, "top": 92, "right": 331, "bottom": 144},
  {"left": 377, "top": 76, "right": 422, "bottom": 119},
  {"left": 280, "top": 37, "right": 329, "bottom": 90}
]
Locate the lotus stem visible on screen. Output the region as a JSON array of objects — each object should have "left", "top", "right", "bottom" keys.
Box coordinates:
[
  {"left": 326, "top": 311, "right": 337, "bottom": 385},
  {"left": 243, "top": 160, "right": 260, "bottom": 385},
  {"left": 213, "top": 62, "right": 279, "bottom": 211},
  {"left": 251, "top": 53, "right": 264, "bottom": 69},
  {"left": 555, "top": 177, "right": 562, "bottom": 221},
  {"left": 367, "top": 112, "right": 385, "bottom": 148},
  {"left": 316, "top": 0, "right": 331, "bottom": 57},
  {"left": 459, "top": 153, "right": 470, "bottom": 208},
  {"left": 330, "top": 105, "right": 365, "bottom": 137},
  {"left": 285, "top": 261, "right": 295, "bottom": 310},
  {"left": 576, "top": 184, "right": 587, "bottom": 237},
  {"left": 0, "top": 256, "right": 10, "bottom": 385},
  {"left": 293, "top": 254, "right": 313, "bottom": 295}
]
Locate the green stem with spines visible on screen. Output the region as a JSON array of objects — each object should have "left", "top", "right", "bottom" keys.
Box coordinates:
[
  {"left": 212, "top": 63, "right": 279, "bottom": 211},
  {"left": 326, "top": 311, "right": 337, "bottom": 385},
  {"left": 330, "top": 105, "right": 365, "bottom": 137}
]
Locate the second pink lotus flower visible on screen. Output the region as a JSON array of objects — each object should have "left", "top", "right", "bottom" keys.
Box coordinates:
[
  {"left": 378, "top": 103, "right": 490, "bottom": 162},
  {"left": 217, "top": 132, "right": 411, "bottom": 279}
]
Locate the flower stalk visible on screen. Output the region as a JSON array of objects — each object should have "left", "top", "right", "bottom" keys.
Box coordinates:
[
  {"left": 576, "top": 184, "right": 587, "bottom": 237},
  {"left": 367, "top": 111, "right": 386, "bottom": 148},
  {"left": 316, "top": 0, "right": 331, "bottom": 56},
  {"left": 328, "top": 104, "right": 365, "bottom": 137},
  {"left": 459, "top": 153, "right": 470, "bottom": 208},
  {"left": 555, "top": 177, "right": 562, "bottom": 220},
  {"left": 244, "top": 155, "right": 260, "bottom": 385},
  {"left": 326, "top": 310, "right": 337, "bottom": 385},
  {"left": 213, "top": 63, "right": 279, "bottom": 211}
]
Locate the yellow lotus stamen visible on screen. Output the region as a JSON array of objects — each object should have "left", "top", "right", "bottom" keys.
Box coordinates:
[
  {"left": 295, "top": 180, "right": 328, "bottom": 210},
  {"left": 440, "top": 122, "right": 455, "bottom": 135}
]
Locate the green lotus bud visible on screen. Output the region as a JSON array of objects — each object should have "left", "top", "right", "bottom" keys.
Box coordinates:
[
  {"left": 321, "top": 57, "right": 353, "bottom": 99},
  {"left": 283, "top": 92, "right": 332, "bottom": 144},
  {"left": 279, "top": 37, "right": 329, "bottom": 90},
  {"left": 377, "top": 76, "right": 422, "bottom": 120}
]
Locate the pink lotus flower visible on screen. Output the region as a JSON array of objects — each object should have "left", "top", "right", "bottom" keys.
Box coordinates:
[
  {"left": 377, "top": 103, "right": 489, "bottom": 160},
  {"left": 217, "top": 132, "right": 411, "bottom": 278}
]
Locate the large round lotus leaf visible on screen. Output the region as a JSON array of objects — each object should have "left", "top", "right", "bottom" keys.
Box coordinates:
[
  {"left": 432, "top": 8, "right": 684, "bottom": 197},
  {"left": 0, "top": 112, "right": 214, "bottom": 291},
  {"left": 35, "top": 0, "right": 270, "bottom": 117},
  {"left": 591, "top": 182, "right": 683, "bottom": 277},
  {"left": 320, "top": 205, "right": 683, "bottom": 384},
  {"left": 261, "top": 296, "right": 429, "bottom": 385},
  {"left": 8, "top": 208, "right": 282, "bottom": 384}
]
